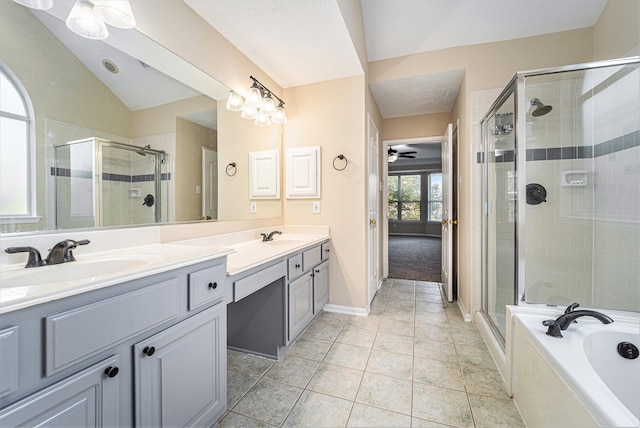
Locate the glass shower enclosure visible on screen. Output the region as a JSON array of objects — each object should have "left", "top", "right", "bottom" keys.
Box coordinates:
[
  {"left": 53, "top": 138, "right": 169, "bottom": 229},
  {"left": 481, "top": 57, "right": 640, "bottom": 344}
]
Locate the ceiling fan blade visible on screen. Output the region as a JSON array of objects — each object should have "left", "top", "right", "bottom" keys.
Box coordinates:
[
  {"left": 400, "top": 151, "right": 417, "bottom": 155},
  {"left": 398, "top": 154, "right": 416, "bottom": 158}
]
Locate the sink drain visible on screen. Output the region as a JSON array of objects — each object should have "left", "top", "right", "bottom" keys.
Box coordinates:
[{"left": 617, "top": 342, "right": 639, "bottom": 360}]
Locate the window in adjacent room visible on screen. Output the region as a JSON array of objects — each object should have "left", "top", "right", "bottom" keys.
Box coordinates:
[
  {"left": 428, "top": 172, "right": 442, "bottom": 221},
  {"left": 388, "top": 174, "right": 421, "bottom": 221},
  {"left": 0, "top": 64, "right": 35, "bottom": 221}
]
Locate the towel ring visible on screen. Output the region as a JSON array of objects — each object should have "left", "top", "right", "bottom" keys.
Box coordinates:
[
  {"left": 225, "top": 162, "right": 237, "bottom": 177},
  {"left": 332, "top": 154, "right": 348, "bottom": 171}
]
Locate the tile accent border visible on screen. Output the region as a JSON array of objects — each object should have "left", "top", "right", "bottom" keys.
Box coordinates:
[
  {"left": 476, "top": 130, "right": 639, "bottom": 163},
  {"left": 50, "top": 168, "right": 171, "bottom": 182}
]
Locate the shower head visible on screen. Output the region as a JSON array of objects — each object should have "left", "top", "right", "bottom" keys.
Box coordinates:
[{"left": 531, "top": 98, "right": 553, "bottom": 117}]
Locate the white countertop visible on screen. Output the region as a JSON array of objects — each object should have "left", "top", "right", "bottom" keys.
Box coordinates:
[
  {"left": 0, "top": 243, "right": 233, "bottom": 314},
  {"left": 173, "top": 233, "right": 330, "bottom": 276}
]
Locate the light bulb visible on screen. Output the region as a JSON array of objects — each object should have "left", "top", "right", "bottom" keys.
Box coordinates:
[
  {"left": 66, "top": 0, "right": 109, "bottom": 40},
  {"left": 261, "top": 94, "right": 276, "bottom": 116},
  {"left": 244, "top": 85, "right": 263, "bottom": 109},
  {"left": 241, "top": 104, "right": 257, "bottom": 120},
  {"left": 272, "top": 105, "right": 287, "bottom": 125},
  {"left": 255, "top": 109, "right": 272, "bottom": 127},
  {"left": 226, "top": 91, "right": 244, "bottom": 112},
  {"left": 93, "top": 0, "right": 136, "bottom": 29}
]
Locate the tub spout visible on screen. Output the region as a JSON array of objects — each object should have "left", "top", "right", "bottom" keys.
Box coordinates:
[{"left": 543, "top": 310, "right": 614, "bottom": 337}]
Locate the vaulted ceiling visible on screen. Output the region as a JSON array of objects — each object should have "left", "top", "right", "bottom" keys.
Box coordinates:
[{"left": 184, "top": 0, "right": 608, "bottom": 119}]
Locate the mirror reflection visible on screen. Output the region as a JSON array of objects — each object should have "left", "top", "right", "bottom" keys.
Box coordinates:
[{"left": 0, "top": 0, "right": 282, "bottom": 234}]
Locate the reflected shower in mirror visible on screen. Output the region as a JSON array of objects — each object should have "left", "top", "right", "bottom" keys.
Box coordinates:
[{"left": 0, "top": 0, "right": 282, "bottom": 234}]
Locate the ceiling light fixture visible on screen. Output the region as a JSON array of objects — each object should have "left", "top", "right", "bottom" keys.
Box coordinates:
[
  {"left": 388, "top": 153, "right": 398, "bottom": 163},
  {"left": 14, "top": 0, "right": 136, "bottom": 40},
  {"left": 226, "top": 76, "right": 287, "bottom": 126}
]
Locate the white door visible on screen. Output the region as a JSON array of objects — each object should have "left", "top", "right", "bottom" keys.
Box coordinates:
[
  {"left": 368, "top": 114, "right": 380, "bottom": 304},
  {"left": 202, "top": 147, "right": 217, "bottom": 220},
  {"left": 441, "top": 123, "right": 454, "bottom": 302}
]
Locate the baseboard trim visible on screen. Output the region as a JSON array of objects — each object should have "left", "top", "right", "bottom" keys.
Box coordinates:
[
  {"left": 475, "top": 311, "right": 507, "bottom": 388},
  {"left": 323, "top": 304, "right": 369, "bottom": 317},
  {"left": 456, "top": 298, "right": 473, "bottom": 322}
]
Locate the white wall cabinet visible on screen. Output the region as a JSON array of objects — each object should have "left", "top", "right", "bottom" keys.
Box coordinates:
[
  {"left": 134, "top": 305, "right": 226, "bottom": 428},
  {"left": 249, "top": 149, "right": 280, "bottom": 199},
  {"left": 286, "top": 146, "right": 321, "bottom": 198}
]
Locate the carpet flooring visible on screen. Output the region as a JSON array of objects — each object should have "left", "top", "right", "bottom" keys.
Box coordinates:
[{"left": 388, "top": 235, "right": 442, "bottom": 282}]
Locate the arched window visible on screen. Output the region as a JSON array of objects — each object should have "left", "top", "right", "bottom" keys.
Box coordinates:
[{"left": 0, "top": 63, "right": 36, "bottom": 221}]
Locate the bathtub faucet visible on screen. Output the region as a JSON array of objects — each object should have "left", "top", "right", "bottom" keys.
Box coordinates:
[{"left": 542, "top": 309, "right": 614, "bottom": 338}]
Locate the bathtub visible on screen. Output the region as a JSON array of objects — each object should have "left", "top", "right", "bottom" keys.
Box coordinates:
[{"left": 505, "top": 306, "right": 640, "bottom": 428}]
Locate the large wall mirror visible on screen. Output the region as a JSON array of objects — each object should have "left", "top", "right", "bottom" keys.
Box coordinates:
[{"left": 0, "top": 0, "right": 282, "bottom": 234}]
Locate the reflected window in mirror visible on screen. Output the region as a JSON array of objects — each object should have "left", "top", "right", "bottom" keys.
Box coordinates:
[{"left": 0, "top": 64, "right": 36, "bottom": 223}]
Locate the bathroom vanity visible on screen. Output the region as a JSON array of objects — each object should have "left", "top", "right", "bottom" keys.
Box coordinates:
[
  {"left": 0, "top": 227, "right": 330, "bottom": 427},
  {"left": 0, "top": 255, "right": 228, "bottom": 427}
]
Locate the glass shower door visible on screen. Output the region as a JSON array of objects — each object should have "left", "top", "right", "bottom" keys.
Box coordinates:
[
  {"left": 482, "top": 91, "right": 517, "bottom": 344},
  {"left": 100, "top": 144, "right": 161, "bottom": 227}
]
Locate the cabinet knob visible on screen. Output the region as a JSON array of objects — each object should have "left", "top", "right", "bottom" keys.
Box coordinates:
[
  {"left": 315, "top": 269, "right": 320, "bottom": 274},
  {"left": 324, "top": 249, "right": 330, "bottom": 253},
  {"left": 143, "top": 346, "right": 156, "bottom": 356},
  {"left": 208, "top": 282, "right": 218, "bottom": 290},
  {"left": 104, "top": 366, "right": 119, "bottom": 378},
  {"left": 295, "top": 263, "right": 301, "bottom": 269}
]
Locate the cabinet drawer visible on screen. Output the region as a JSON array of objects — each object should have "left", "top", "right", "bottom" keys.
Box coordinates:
[
  {"left": 302, "top": 246, "right": 322, "bottom": 271},
  {"left": 0, "top": 326, "right": 18, "bottom": 399},
  {"left": 287, "top": 254, "right": 303, "bottom": 280},
  {"left": 321, "top": 242, "right": 330, "bottom": 260},
  {"left": 234, "top": 262, "right": 286, "bottom": 302},
  {"left": 189, "top": 264, "right": 226, "bottom": 310},
  {"left": 45, "top": 278, "right": 180, "bottom": 375}
]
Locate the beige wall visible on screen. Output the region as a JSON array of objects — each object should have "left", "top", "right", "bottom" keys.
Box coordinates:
[
  {"left": 594, "top": 0, "right": 640, "bottom": 60},
  {"left": 283, "top": 75, "right": 368, "bottom": 309},
  {"left": 382, "top": 113, "right": 452, "bottom": 141},
  {"left": 131, "top": 95, "right": 216, "bottom": 138},
  {"left": 174, "top": 118, "right": 217, "bottom": 221}
]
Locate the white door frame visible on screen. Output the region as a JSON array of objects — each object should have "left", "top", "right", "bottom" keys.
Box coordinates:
[
  {"left": 367, "top": 114, "right": 381, "bottom": 305},
  {"left": 381, "top": 135, "right": 444, "bottom": 280}
]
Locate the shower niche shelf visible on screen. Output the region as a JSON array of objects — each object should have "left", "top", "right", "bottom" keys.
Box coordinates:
[{"left": 561, "top": 171, "right": 587, "bottom": 187}]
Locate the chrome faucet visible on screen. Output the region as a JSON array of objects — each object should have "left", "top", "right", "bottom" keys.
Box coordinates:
[
  {"left": 542, "top": 304, "right": 613, "bottom": 338},
  {"left": 260, "top": 230, "right": 282, "bottom": 242},
  {"left": 45, "top": 239, "right": 90, "bottom": 265}
]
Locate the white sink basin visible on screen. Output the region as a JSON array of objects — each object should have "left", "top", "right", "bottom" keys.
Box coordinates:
[
  {"left": 0, "top": 258, "right": 151, "bottom": 288},
  {"left": 264, "top": 239, "right": 304, "bottom": 246}
]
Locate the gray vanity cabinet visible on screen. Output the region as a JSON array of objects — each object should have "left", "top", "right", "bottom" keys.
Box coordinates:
[
  {"left": 313, "top": 261, "right": 330, "bottom": 313},
  {"left": 134, "top": 304, "right": 226, "bottom": 427},
  {"left": 0, "top": 355, "right": 119, "bottom": 427},
  {"left": 288, "top": 272, "right": 314, "bottom": 340}
]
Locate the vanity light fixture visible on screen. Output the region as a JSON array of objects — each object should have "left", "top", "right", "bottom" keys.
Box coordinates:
[
  {"left": 226, "top": 76, "right": 287, "bottom": 126},
  {"left": 14, "top": 0, "right": 136, "bottom": 40}
]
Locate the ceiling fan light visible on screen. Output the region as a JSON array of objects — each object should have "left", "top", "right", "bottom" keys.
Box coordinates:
[
  {"left": 388, "top": 153, "right": 398, "bottom": 163},
  {"left": 272, "top": 105, "right": 287, "bottom": 124},
  {"left": 12, "top": 0, "right": 53, "bottom": 10},
  {"left": 226, "top": 90, "right": 244, "bottom": 112},
  {"left": 93, "top": 0, "right": 136, "bottom": 29},
  {"left": 66, "top": 0, "right": 109, "bottom": 40}
]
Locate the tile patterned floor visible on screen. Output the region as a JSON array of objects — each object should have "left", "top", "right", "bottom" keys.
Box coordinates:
[{"left": 220, "top": 279, "right": 525, "bottom": 428}]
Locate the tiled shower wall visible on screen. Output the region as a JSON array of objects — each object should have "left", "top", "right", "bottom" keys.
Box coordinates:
[
  {"left": 524, "top": 64, "right": 640, "bottom": 311},
  {"left": 590, "top": 65, "right": 640, "bottom": 311}
]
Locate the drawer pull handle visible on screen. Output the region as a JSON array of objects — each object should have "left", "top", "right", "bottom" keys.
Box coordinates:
[
  {"left": 208, "top": 282, "right": 218, "bottom": 290},
  {"left": 104, "top": 366, "right": 119, "bottom": 378},
  {"left": 295, "top": 263, "right": 301, "bottom": 269},
  {"left": 143, "top": 346, "right": 156, "bottom": 356}
]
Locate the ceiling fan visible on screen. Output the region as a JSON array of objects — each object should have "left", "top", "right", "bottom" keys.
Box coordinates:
[{"left": 388, "top": 146, "right": 417, "bottom": 162}]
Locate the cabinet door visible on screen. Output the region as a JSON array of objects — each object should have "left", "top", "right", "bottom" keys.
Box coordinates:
[
  {"left": 288, "top": 273, "right": 314, "bottom": 341},
  {"left": 134, "top": 304, "right": 226, "bottom": 428},
  {"left": 0, "top": 355, "right": 119, "bottom": 427},
  {"left": 313, "top": 261, "right": 330, "bottom": 313}
]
